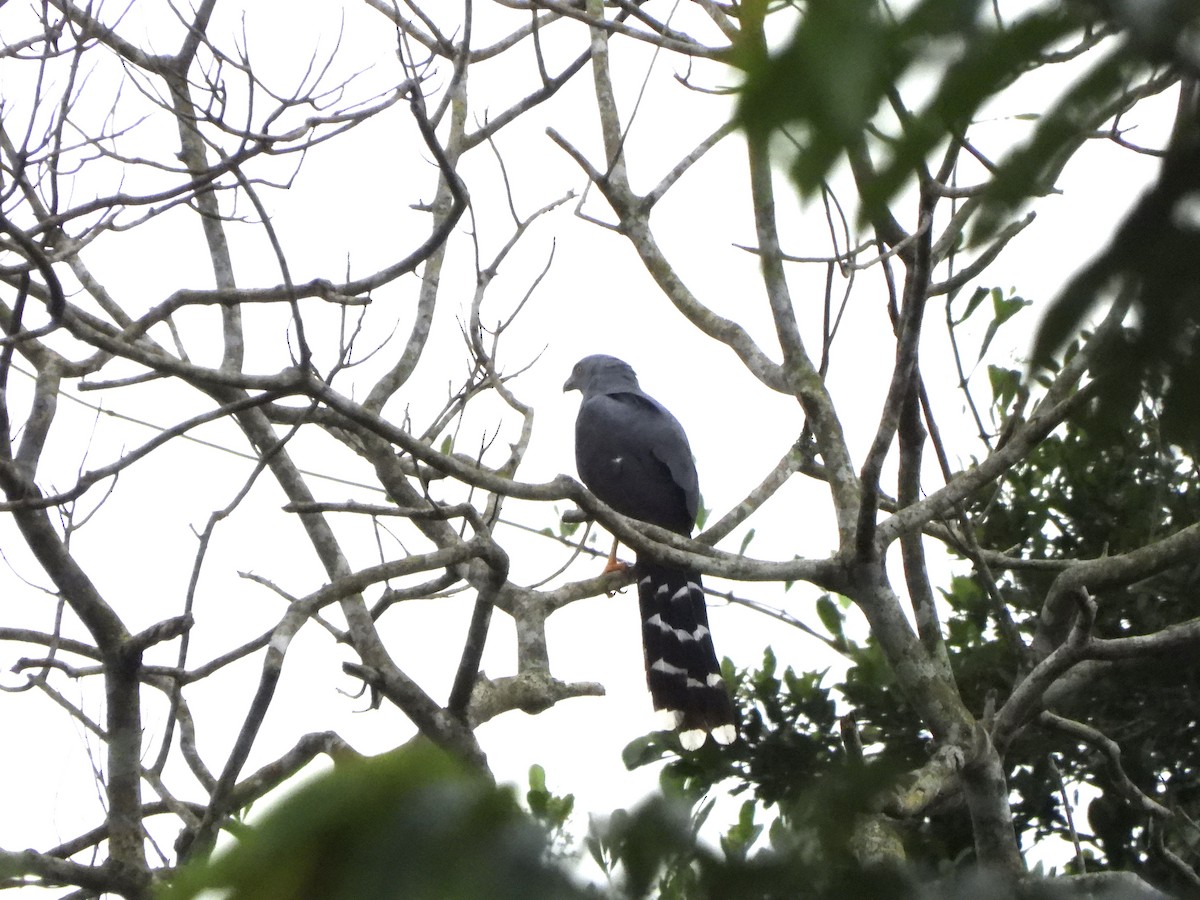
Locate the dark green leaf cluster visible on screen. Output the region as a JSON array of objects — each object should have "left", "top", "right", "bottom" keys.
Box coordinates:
[
  {"left": 616, "top": 650, "right": 1015, "bottom": 896},
  {"left": 617, "top": 651, "right": 928, "bottom": 895},
  {"left": 966, "top": 379, "right": 1200, "bottom": 883},
  {"left": 606, "top": 357, "right": 1200, "bottom": 884},
  {"left": 1014, "top": 22, "right": 1200, "bottom": 449},
  {"left": 159, "top": 742, "right": 590, "bottom": 900},
  {"left": 528, "top": 763, "right": 578, "bottom": 861},
  {"left": 624, "top": 650, "right": 841, "bottom": 809},
  {"left": 734, "top": 0, "right": 1162, "bottom": 240}
]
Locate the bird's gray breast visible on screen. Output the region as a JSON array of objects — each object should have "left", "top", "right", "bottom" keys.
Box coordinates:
[{"left": 574, "top": 392, "right": 694, "bottom": 533}]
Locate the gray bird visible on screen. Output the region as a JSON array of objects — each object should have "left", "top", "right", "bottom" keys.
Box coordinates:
[{"left": 564, "top": 354, "right": 736, "bottom": 749}]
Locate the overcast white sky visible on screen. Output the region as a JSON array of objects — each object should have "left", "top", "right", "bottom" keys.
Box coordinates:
[{"left": 0, "top": 0, "right": 1180, "bottom": 890}]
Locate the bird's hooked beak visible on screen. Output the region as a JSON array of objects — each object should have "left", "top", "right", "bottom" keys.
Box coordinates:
[{"left": 563, "top": 372, "right": 580, "bottom": 393}]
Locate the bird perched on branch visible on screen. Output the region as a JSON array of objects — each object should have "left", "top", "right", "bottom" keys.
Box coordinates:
[{"left": 564, "top": 354, "right": 736, "bottom": 749}]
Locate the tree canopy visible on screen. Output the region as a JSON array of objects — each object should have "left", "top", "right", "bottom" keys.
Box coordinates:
[{"left": 2, "top": 1, "right": 1199, "bottom": 898}]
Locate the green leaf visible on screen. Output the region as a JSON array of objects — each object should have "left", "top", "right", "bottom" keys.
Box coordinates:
[
  {"left": 1030, "top": 260, "right": 1108, "bottom": 368},
  {"left": 976, "top": 290, "right": 1031, "bottom": 363},
  {"left": 992, "top": 289, "right": 1029, "bottom": 326},
  {"left": 439, "top": 433, "right": 453, "bottom": 455},
  {"left": 938, "top": 574, "right": 984, "bottom": 611},
  {"left": 760, "top": 646, "right": 778, "bottom": 679},
  {"left": 720, "top": 800, "right": 763, "bottom": 862},
  {"left": 528, "top": 764, "right": 546, "bottom": 793},
  {"left": 816, "top": 594, "right": 845, "bottom": 639},
  {"left": 738, "top": 527, "right": 756, "bottom": 556},
  {"left": 987, "top": 365, "right": 1020, "bottom": 411},
  {"left": 695, "top": 796, "right": 717, "bottom": 831},
  {"left": 585, "top": 814, "right": 611, "bottom": 873},
  {"left": 556, "top": 794, "right": 575, "bottom": 821},
  {"left": 955, "top": 285, "right": 991, "bottom": 325},
  {"left": 526, "top": 764, "right": 549, "bottom": 818},
  {"left": 622, "top": 733, "right": 671, "bottom": 771}
]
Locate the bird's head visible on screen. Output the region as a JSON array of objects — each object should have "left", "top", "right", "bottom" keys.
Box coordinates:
[{"left": 563, "top": 354, "right": 640, "bottom": 395}]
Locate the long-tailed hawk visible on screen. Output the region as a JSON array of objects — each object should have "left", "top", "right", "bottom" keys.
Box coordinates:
[{"left": 564, "top": 354, "right": 736, "bottom": 749}]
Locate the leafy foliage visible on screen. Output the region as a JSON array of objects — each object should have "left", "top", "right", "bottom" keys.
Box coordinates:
[
  {"left": 735, "top": 0, "right": 1159, "bottom": 240},
  {"left": 969, "top": 375, "right": 1200, "bottom": 885},
  {"left": 527, "top": 763, "right": 577, "bottom": 860},
  {"left": 605, "top": 298, "right": 1200, "bottom": 892},
  {"left": 1032, "top": 81, "right": 1200, "bottom": 452},
  {"left": 160, "top": 743, "right": 589, "bottom": 900},
  {"left": 616, "top": 652, "right": 924, "bottom": 897}
]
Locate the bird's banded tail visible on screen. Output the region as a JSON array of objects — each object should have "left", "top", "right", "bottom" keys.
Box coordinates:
[{"left": 636, "top": 559, "right": 736, "bottom": 750}]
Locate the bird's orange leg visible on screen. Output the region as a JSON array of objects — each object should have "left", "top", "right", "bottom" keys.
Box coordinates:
[{"left": 603, "top": 537, "right": 631, "bottom": 574}]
